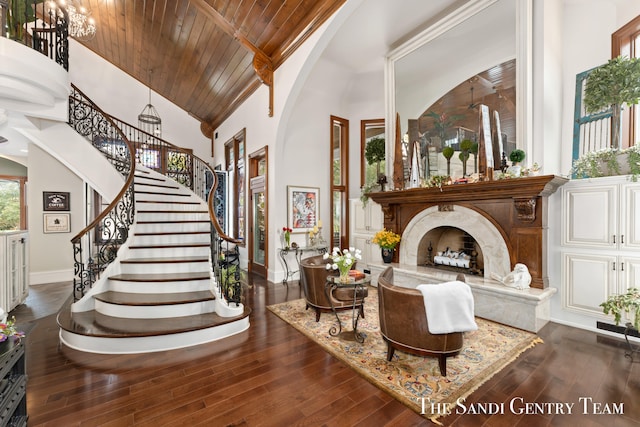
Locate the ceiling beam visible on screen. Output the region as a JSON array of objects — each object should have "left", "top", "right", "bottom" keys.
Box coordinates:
[{"left": 190, "top": 0, "right": 274, "bottom": 123}]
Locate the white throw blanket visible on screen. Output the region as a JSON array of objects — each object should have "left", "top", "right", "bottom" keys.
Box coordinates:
[{"left": 416, "top": 281, "right": 478, "bottom": 334}]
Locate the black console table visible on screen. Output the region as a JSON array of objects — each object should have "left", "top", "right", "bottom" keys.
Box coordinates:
[
  {"left": 0, "top": 339, "right": 27, "bottom": 426},
  {"left": 279, "top": 245, "right": 328, "bottom": 284}
]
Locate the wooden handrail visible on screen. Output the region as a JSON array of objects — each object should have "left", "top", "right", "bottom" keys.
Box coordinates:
[{"left": 208, "top": 171, "right": 243, "bottom": 245}]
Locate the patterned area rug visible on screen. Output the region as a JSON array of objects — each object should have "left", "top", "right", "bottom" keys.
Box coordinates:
[{"left": 267, "top": 286, "right": 541, "bottom": 423}]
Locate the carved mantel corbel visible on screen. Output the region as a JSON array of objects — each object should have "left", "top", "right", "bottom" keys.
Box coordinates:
[{"left": 513, "top": 197, "right": 537, "bottom": 223}]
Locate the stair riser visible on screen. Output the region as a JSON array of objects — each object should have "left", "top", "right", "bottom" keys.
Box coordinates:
[
  {"left": 137, "top": 212, "right": 209, "bottom": 222},
  {"left": 131, "top": 234, "right": 210, "bottom": 246},
  {"left": 119, "top": 262, "right": 210, "bottom": 275},
  {"left": 59, "top": 317, "right": 250, "bottom": 354},
  {"left": 135, "top": 193, "right": 195, "bottom": 203},
  {"left": 109, "top": 279, "right": 212, "bottom": 293},
  {"left": 95, "top": 300, "right": 217, "bottom": 319},
  {"left": 135, "top": 202, "right": 206, "bottom": 211},
  {"left": 128, "top": 246, "right": 210, "bottom": 258},
  {"left": 134, "top": 223, "right": 210, "bottom": 234}
]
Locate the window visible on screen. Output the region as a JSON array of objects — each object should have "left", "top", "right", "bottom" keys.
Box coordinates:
[
  {"left": 0, "top": 177, "right": 27, "bottom": 231},
  {"left": 224, "top": 129, "right": 246, "bottom": 244},
  {"left": 612, "top": 15, "right": 640, "bottom": 148},
  {"left": 330, "top": 116, "right": 349, "bottom": 249}
]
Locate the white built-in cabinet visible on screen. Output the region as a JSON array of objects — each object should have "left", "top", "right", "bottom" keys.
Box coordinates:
[
  {"left": 561, "top": 176, "right": 640, "bottom": 322},
  {"left": 350, "top": 199, "right": 383, "bottom": 269},
  {"left": 0, "top": 232, "right": 29, "bottom": 313}
]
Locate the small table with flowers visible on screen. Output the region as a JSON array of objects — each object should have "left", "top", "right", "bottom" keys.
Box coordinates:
[{"left": 325, "top": 274, "right": 371, "bottom": 343}]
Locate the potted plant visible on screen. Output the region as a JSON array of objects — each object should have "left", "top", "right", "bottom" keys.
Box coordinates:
[
  {"left": 583, "top": 55, "right": 640, "bottom": 150},
  {"left": 372, "top": 228, "right": 401, "bottom": 263},
  {"left": 600, "top": 287, "right": 640, "bottom": 330},
  {"left": 442, "top": 146, "right": 454, "bottom": 176},
  {"left": 459, "top": 139, "right": 473, "bottom": 176},
  {"left": 364, "top": 136, "right": 386, "bottom": 188},
  {"left": 323, "top": 247, "right": 362, "bottom": 282},
  {"left": 571, "top": 145, "right": 640, "bottom": 180},
  {"left": 507, "top": 149, "right": 525, "bottom": 177}
]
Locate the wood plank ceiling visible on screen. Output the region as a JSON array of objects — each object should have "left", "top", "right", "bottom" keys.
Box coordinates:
[{"left": 76, "top": 0, "right": 345, "bottom": 137}]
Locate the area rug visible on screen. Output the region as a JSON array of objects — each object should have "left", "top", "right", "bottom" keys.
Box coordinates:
[{"left": 267, "top": 286, "right": 542, "bottom": 423}]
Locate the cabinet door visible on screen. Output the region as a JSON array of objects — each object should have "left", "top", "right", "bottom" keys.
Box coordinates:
[
  {"left": 562, "top": 184, "right": 617, "bottom": 248},
  {"left": 621, "top": 183, "right": 640, "bottom": 249},
  {"left": 369, "top": 202, "right": 383, "bottom": 231},
  {"left": 620, "top": 256, "right": 640, "bottom": 292},
  {"left": 7, "top": 234, "right": 28, "bottom": 311},
  {"left": 352, "top": 235, "right": 370, "bottom": 266},
  {"left": 563, "top": 252, "right": 617, "bottom": 316},
  {"left": 0, "top": 236, "right": 6, "bottom": 313},
  {"left": 351, "top": 200, "right": 370, "bottom": 234}
]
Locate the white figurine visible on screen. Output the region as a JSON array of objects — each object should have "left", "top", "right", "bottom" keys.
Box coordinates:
[{"left": 490, "top": 263, "right": 531, "bottom": 290}]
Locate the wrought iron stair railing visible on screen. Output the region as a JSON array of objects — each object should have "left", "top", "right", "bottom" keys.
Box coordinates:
[{"left": 68, "top": 85, "right": 136, "bottom": 301}]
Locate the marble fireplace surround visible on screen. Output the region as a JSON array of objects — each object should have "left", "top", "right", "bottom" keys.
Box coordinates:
[{"left": 367, "top": 175, "right": 568, "bottom": 332}]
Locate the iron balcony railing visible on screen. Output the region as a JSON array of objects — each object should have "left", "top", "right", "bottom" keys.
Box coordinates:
[{"left": 2, "top": 0, "right": 70, "bottom": 70}]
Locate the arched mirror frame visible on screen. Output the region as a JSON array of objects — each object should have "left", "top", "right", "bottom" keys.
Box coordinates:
[{"left": 384, "top": 0, "right": 532, "bottom": 181}]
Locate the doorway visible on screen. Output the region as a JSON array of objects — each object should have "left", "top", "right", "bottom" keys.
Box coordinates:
[{"left": 248, "top": 147, "right": 268, "bottom": 277}]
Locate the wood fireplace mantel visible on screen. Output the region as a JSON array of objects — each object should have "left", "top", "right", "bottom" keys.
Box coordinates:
[{"left": 368, "top": 175, "right": 568, "bottom": 288}]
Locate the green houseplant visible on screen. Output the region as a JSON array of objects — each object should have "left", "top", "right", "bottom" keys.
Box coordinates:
[
  {"left": 600, "top": 287, "right": 640, "bottom": 330},
  {"left": 459, "top": 139, "right": 473, "bottom": 176},
  {"left": 571, "top": 144, "right": 640, "bottom": 180},
  {"left": 364, "top": 136, "right": 385, "bottom": 184},
  {"left": 442, "top": 146, "right": 454, "bottom": 176},
  {"left": 583, "top": 55, "right": 640, "bottom": 149}
]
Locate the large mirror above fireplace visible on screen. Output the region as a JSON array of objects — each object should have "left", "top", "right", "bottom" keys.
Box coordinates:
[{"left": 384, "top": 0, "right": 532, "bottom": 182}]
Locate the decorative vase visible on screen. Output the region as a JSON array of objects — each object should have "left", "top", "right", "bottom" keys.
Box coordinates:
[
  {"left": 338, "top": 266, "right": 350, "bottom": 283},
  {"left": 381, "top": 248, "right": 394, "bottom": 263}
]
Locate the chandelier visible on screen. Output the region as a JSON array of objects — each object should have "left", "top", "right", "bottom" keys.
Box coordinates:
[
  {"left": 138, "top": 70, "right": 162, "bottom": 137},
  {"left": 55, "top": 0, "right": 97, "bottom": 41}
]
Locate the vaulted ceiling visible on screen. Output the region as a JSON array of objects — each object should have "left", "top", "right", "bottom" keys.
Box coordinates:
[{"left": 76, "top": 0, "right": 345, "bottom": 138}]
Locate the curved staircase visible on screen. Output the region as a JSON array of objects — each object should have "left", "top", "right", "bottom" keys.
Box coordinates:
[{"left": 58, "top": 167, "right": 250, "bottom": 354}]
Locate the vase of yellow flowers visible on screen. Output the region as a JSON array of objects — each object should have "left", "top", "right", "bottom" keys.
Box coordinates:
[
  {"left": 372, "top": 229, "right": 401, "bottom": 263},
  {"left": 324, "top": 247, "right": 362, "bottom": 283}
]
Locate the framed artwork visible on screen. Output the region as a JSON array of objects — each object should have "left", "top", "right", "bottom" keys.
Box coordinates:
[
  {"left": 43, "top": 191, "right": 70, "bottom": 211},
  {"left": 287, "top": 186, "right": 319, "bottom": 232},
  {"left": 43, "top": 213, "right": 70, "bottom": 233}
]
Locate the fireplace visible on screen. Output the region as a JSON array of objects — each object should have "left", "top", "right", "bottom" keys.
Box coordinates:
[
  {"left": 420, "top": 226, "right": 484, "bottom": 275},
  {"left": 403, "top": 204, "right": 510, "bottom": 281},
  {"left": 369, "top": 175, "right": 568, "bottom": 289}
]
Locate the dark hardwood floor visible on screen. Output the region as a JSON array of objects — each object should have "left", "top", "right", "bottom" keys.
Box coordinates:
[{"left": 14, "top": 276, "right": 640, "bottom": 426}]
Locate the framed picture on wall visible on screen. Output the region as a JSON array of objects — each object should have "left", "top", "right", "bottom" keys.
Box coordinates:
[
  {"left": 43, "top": 191, "right": 70, "bottom": 211},
  {"left": 287, "top": 186, "right": 319, "bottom": 233},
  {"left": 43, "top": 213, "right": 70, "bottom": 233}
]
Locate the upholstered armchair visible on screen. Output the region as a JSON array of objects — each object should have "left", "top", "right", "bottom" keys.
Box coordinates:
[
  {"left": 377, "top": 266, "right": 464, "bottom": 376},
  {"left": 300, "top": 255, "right": 366, "bottom": 322}
]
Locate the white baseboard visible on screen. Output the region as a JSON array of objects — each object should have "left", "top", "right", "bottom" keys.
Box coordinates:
[{"left": 30, "top": 269, "right": 73, "bottom": 285}]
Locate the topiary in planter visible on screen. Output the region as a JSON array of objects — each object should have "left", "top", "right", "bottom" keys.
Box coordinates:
[
  {"left": 583, "top": 56, "right": 640, "bottom": 149},
  {"left": 442, "top": 146, "right": 454, "bottom": 176},
  {"left": 509, "top": 149, "right": 525, "bottom": 165}
]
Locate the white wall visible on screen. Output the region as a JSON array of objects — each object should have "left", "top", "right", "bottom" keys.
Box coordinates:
[
  {"left": 68, "top": 40, "right": 212, "bottom": 162},
  {"left": 27, "top": 145, "right": 84, "bottom": 284}
]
